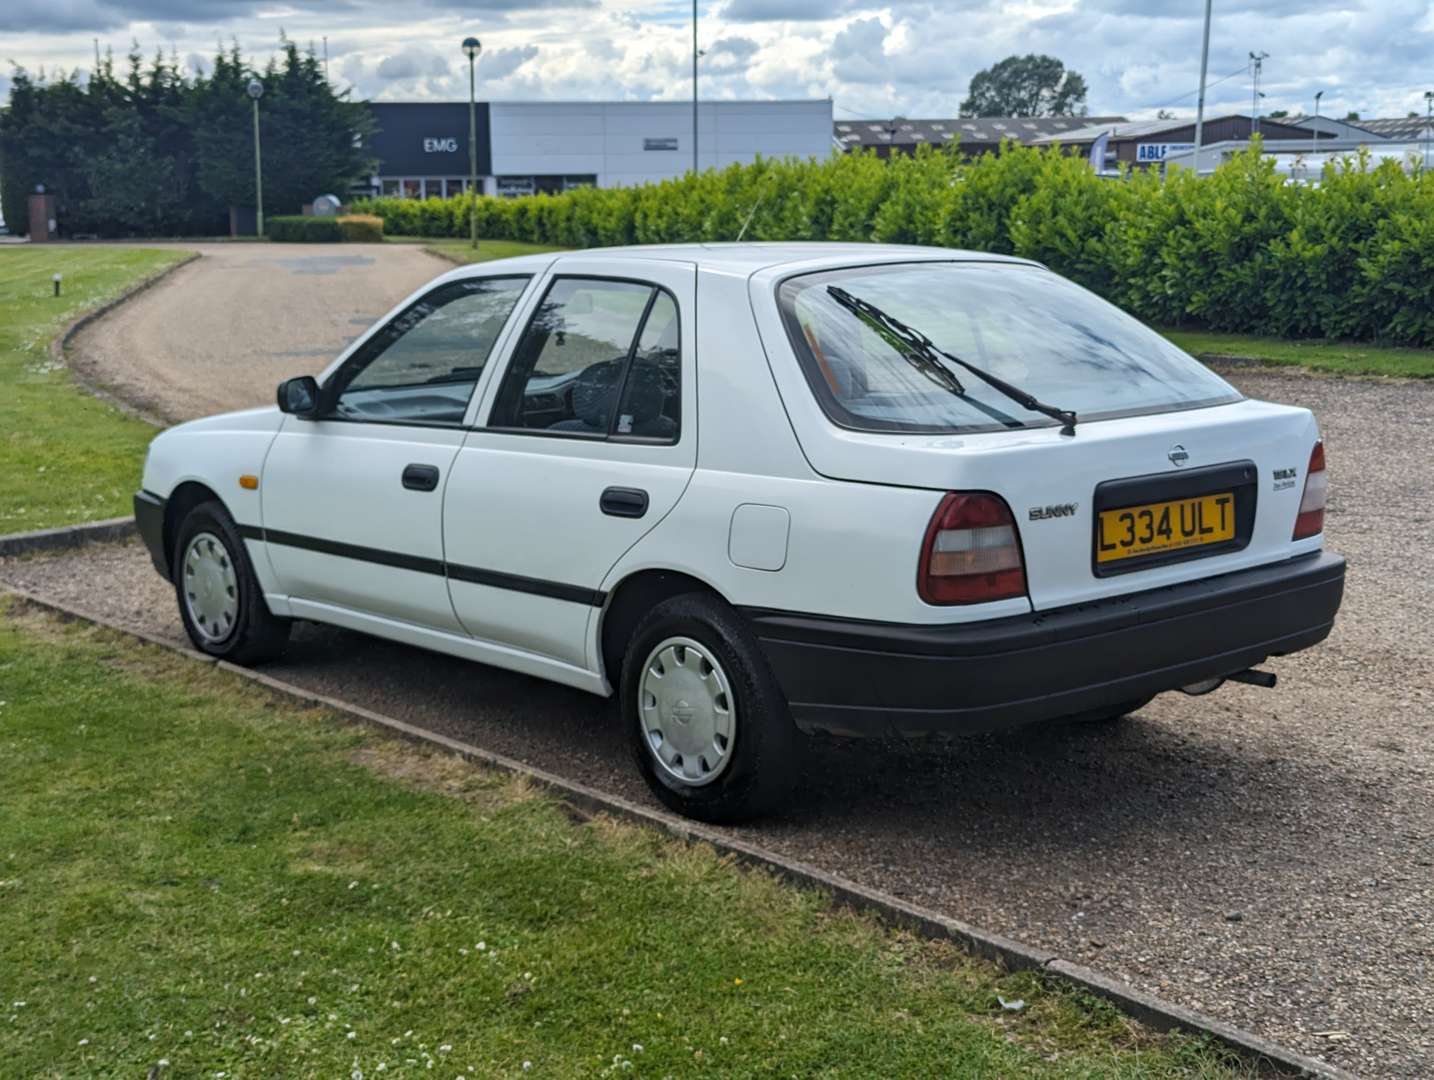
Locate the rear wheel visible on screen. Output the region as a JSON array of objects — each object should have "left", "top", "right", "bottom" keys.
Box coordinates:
[
  {"left": 622, "top": 593, "right": 800, "bottom": 822},
  {"left": 173, "top": 500, "right": 290, "bottom": 664}
]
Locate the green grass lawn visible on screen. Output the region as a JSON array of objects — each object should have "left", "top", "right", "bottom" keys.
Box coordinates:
[
  {"left": 390, "top": 237, "right": 567, "bottom": 266},
  {"left": 0, "top": 601, "right": 1251, "bottom": 1079},
  {"left": 1163, "top": 328, "right": 1434, "bottom": 378},
  {"left": 0, "top": 247, "right": 190, "bottom": 534}
]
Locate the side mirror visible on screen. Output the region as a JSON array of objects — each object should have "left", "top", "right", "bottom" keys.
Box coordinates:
[{"left": 277, "top": 375, "right": 321, "bottom": 418}]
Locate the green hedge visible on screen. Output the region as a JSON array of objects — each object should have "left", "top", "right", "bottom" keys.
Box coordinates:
[
  {"left": 352, "top": 143, "right": 1434, "bottom": 346},
  {"left": 267, "top": 215, "right": 342, "bottom": 242}
]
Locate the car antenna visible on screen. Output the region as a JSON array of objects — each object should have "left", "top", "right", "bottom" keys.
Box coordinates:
[{"left": 735, "top": 170, "right": 775, "bottom": 242}]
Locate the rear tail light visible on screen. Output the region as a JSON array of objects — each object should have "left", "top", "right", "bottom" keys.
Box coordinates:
[
  {"left": 1292, "top": 441, "right": 1327, "bottom": 540},
  {"left": 918, "top": 492, "right": 1027, "bottom": 605}
]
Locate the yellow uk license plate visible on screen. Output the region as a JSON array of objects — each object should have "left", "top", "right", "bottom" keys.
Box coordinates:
[{"left": 1096, "top": 492, "right": 1236, "bottom": 564}]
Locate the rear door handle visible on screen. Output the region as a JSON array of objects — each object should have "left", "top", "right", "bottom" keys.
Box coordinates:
[
  {"left": 402, "top": 463, "right": 440, "bottom": 492},
  {"left": 600, "top": 486, "right": 649, "bottom": 518}
]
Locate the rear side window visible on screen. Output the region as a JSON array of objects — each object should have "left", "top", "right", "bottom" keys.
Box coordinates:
[
  {"left": 488, "top": 277, "right": 680, "bottom": 442},
  {"left": 779, "top": 263, "right": 1241, "bottom": 434},
  {"left": 329, "top": 276, "right": 529, "bottom": 426}
]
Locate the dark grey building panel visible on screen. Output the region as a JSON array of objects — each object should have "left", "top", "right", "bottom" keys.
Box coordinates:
[{"left": 367, "top": 102, "right": 492, "bottom": 178}]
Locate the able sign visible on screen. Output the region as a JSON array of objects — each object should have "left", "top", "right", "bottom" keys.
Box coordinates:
[{"left": 1136, "top": 142, "right": 1195, "bottom": 163}]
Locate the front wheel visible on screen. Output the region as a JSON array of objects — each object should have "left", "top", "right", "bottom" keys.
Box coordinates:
[
  {"left": 173, "top": 500, "right": 290, "bottom": 664},
  {"left": 622, "top": 593, "right": 800, "bottom": 823}
]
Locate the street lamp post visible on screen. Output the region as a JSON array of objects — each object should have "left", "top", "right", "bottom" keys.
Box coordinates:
[
  {"left": 692, "top": 0, "right": 699, "bottom": 175},
  {"left": 1425, "top": 91, "right": 1433, "bottom": 172},
  {"left": 1311, "top": 90, "right": 1323, "bottom": 164},
  {"left": 1249, "top": 51, "right": 1268, "bottom": 137},
  {"left": 1193, "top": 0, "right": 1212, "bottom": 175},
  {"left": 247, "top": 78, "right": 265, "bottom": 237},
  {"left": 463, "top": 36, "right": 482, "bottom": 250}
]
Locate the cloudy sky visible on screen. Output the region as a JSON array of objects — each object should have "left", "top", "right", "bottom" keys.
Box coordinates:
[{"left": 3, "top": 0, "right": 1432, "bottom": 122}]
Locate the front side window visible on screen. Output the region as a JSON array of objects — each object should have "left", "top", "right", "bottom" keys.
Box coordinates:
[
  {"left": 489, "top": 277, "right": 680, "bottom": 441},
  {"left": 779, "top": 263, "right": 1241, "bottom": 434},
  {"left": 328, "top": 276, "right": 529, "bottom": 426}
]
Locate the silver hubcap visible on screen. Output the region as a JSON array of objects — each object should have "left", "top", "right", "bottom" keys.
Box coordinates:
[
  {"left": 639, "top": 636, "right": 736, "bottom": 787},
  {"left": 182, "top": 531, "right": 239, "bottom": 643}
]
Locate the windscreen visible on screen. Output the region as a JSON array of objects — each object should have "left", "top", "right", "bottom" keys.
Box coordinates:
[{"left": 779, "top": 262, "right": 1241, "bottom": 434}]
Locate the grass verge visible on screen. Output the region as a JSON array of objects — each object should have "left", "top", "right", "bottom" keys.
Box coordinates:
[
  {"left": 0, "top": 247, "right": 190, "bottom": 533},
  {"left": 1163, "top": 328, "right": 1434, "bottom": 378},
  {"left": 0, "top": 601, "right": 1251, "bottom": 1079}
]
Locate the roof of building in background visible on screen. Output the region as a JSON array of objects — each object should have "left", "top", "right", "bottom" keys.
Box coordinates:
[
  {"left": 833, "top": 116, "right": 1127, "bottom": 149},
  {"left": 1032, "top": 113, "right": 1319, "bottom": 144},
  {"left": 1282, "top": 115, "right": 1434, "bottom": 140},
  {"left": 1280, "top": 115, "right": 1385, "bottom": 139},
  {"left": 1354, "top": 117, "right": 1434, "bottom": 139},
  {"left": 1031, "top": 117, "right": 1192, "bottom": 143}
]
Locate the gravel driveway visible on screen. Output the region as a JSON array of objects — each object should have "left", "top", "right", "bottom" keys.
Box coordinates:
[
  {"left": 3, "top": 370, "right": 1429, "bottom": 1077},
  {"left": 17, "top": 251, "right": 1434, "bottom": 1077},
  {"left": 67, "top": 242, "right": 449, "bottom": 423}
]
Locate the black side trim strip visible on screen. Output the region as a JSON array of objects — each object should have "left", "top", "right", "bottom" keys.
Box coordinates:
[
  {"left": 262, "top": 528, "right": 446, "bottom": 576},
  {"left": 254, "top": 527, "right": 605, "bottom": 607},
  {"left": 446, "top": 563, "right": 605, "bottom": 607}
]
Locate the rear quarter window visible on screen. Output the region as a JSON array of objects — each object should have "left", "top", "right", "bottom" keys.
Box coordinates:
[{"left": 778, "top": 262, "right": 1241, "bottom": 435}]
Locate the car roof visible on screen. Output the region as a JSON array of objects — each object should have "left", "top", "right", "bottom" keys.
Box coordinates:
[{"left": 445, "top": 242, "right": 1037, "bottom": 280}]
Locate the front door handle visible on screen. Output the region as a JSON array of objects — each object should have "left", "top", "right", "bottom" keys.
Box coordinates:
[
  {"left": 402, "top": 463, "right": 440, "bottom": 492},
  {"left": 600, "top": 486, "right": 649, "bottom": 518}
]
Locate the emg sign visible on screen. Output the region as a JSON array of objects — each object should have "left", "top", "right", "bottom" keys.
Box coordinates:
[
  {"left": 1136, "top": 142, "right": 1195, "bottom": 163},
  {"left": 423, "top": 137, "right": 459, "bottom": 153}
]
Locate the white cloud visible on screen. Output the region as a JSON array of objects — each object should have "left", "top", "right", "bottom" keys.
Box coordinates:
[{"left": 2, "top": 0, "right": 1431, "bottom": 123}]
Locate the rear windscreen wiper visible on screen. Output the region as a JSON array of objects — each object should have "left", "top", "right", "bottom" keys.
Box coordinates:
[{"left": 826, "top": 285, "right": 1078, "bottom": 436}]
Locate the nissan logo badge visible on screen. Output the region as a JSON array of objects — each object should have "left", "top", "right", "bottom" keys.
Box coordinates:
[{"left": 1168, "top": 444, "right": 1189, "bottom": 467}]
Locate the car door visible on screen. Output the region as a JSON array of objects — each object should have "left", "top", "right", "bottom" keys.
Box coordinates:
[
  {"left": 443, "top": 259, "right": 697, "bottom": 671},
  {"left": 261, "top": 274, "right": 532, "bottom": 632}
]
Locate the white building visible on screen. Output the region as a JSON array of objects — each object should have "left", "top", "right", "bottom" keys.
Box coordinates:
[{"left": 366, "top": 99, "right": 834, "bottom": 199}]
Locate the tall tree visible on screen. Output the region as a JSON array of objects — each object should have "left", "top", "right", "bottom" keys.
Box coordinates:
[
  {"left": 192, "top": 40, "right": 375, "bottom": 220},
  {"left": 1, "top": 39, "right": 373, "bottom": 236},
  {"left": 959, "top": 54, "right": 1089, "bottom": 118}
]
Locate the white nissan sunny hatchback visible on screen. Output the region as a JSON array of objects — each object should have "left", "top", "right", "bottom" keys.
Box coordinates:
[{"left": 136, "top": 243, "right": 1345, "bottom": 821}]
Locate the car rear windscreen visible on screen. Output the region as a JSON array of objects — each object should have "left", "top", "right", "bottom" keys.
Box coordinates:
[{"left": 778, "top": 262, "right": 1242, "bottom": 435}]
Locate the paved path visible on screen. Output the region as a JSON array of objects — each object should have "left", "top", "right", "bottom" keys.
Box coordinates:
[
  {"left": 4, "top": 369, "right": 1430, "bottom": 1077},
  {"left": 67, "top": 243, "right": 450, "bottom": 424}
]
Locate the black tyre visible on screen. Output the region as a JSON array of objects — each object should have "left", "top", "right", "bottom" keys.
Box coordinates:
[
  {"left": 1062, "top": 695, "right": 1153, "bottom": 726},
  {"left": 173, "top": 500, "right": 290, "bottom": 664},
  {"left": 622, "top": 593, "right": 800, "bottom": 823}
]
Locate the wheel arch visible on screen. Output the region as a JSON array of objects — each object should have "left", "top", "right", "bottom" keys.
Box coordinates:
[
  {"left": 162, "top": 480, "right": 229, "bottom": 576},
  {"left": 598, "top": 568, "right": 730, "bottom": 687}
]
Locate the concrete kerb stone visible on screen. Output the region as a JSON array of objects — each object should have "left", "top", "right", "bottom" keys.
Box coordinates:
[
  {"left": 0, "top": 517, "right": 136, "bottom": 558},
  {"left": 50, "top": 250, "right": 202, "bottom": 429},
  {"left": 0, "top": 581, "right": 1357, "bottom": 1080}
]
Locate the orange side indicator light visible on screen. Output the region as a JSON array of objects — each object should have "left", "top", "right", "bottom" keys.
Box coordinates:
[{"left": 239, "top": 474, "right": 259, "bottom": 490}]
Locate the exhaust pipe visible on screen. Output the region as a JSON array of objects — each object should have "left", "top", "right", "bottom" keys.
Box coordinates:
[
  {"left": 1226, "top": 667, "right": 1277, "bottom": 689},
  {"left": 1179, "top": 668, "right": 1277, "bottom": 696}
]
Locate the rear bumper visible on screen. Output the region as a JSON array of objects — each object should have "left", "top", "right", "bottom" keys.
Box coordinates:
[
  {"left": 134, "top": 490, "right": 169, "bottom": 581},
  {"left": 744, "top": 551, "right": 1346, "bottom": 738}
]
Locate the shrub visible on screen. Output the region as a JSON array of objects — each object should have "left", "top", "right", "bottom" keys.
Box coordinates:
[
  {"left": 336, "top": 213, "right": 384, "bottom": 242},
  {"left": 348, "top": 145, "right": 1434, "bottom": 346},
  {"left": 267, "top": 215, "right": 341, "bottom": 242}
]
